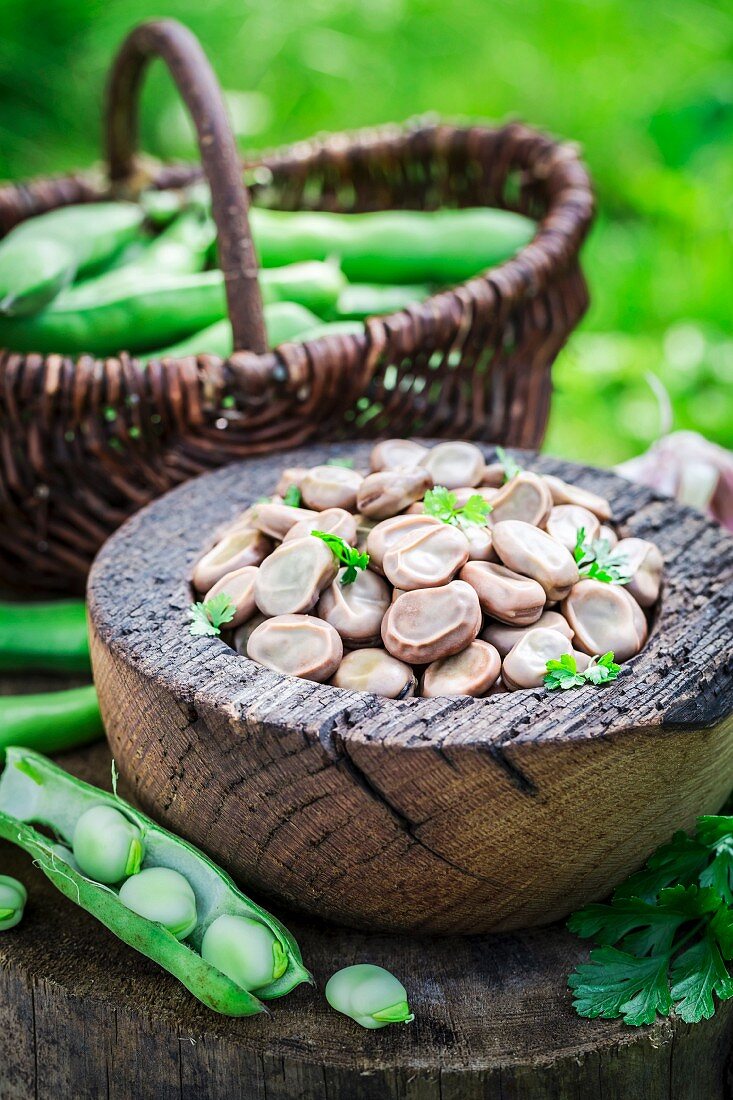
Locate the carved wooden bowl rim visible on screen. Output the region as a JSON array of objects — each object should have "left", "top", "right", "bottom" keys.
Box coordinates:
[{"left": 88, "top": 442, "right": 733, "bottom": 771}]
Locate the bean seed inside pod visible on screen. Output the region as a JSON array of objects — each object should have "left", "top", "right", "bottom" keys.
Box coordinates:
[
  {"left": 545, "top": 505, "right": 601, "bottom": 552},
  {"left": 563, "top": 578, "right": 648, "bottom": 662},
  {"left": 615, "top": 537, "right": 664, "bottom": 608},
  {"left": 317, "top": 567, "right": 391, "bottom": 645},
  {"left": 382, "top": 523, "right": 470, "bottom": 590},
  {"left": 331, "top": 648, "right": 417, "bottom": 698},
  {"left": 247, "top": 614, "right": 343, "bottom": 681},
  {"left": 481, "top": 609, "right": 573, "bottom": 657},
  {"left": 283, "top": 507, "right": 357, "bottom": 545},
  {"left": 357, "top": 467, "right": 434, "bottom": 519},
  {"left": 251, "top": 501, "right": 318, "bottom": 541},
  {"left": 459, "top": 561, "right": 545, "bottom": 625},
  {"left": 421, "top": 639, "right": 501, "bottom": 697},
  {"left": 193, "top": 528, "right": 272, "bottom": 592},
  {"left": 492, "top": 520, "right": 579, "bottom": 602},
  {"left": 419, "top": 441, "right": 485, "bottom": 489},
  {"left": 542, "top": 475, "right": 612, "bottom": 522},
  {"left": 118, "top": 866, "right": 198, "bottom": 940},
  {"left": 370, "top": 438, "right": 429, "bottom": 471},
  {"left": 300, "top": 465, "right": 364, "bottom": 511},
  {"left": 381, "top": 580, "right": 482, "bottom": 664},
  {"left": 502, "top": 627, "right": 574, "bottom": 690},
  {"left": 367, "top": 514, "right": 444, "bottom": 573},
  {"left": 489, "top": 471, "right": 553, "bottom": 527},
  {"left": 205, "top": 566, "right": 258, "bottom": 628},
  {"left": 254, "top": 536, "right": 337, "bottom": 616}
]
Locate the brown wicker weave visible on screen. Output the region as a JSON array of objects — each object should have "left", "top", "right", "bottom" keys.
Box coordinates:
[{"left": 0, "top": 20, "right": 594, "bottom": 593}]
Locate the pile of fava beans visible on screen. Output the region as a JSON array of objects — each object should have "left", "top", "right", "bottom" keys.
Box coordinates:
[{"left": 192, "top": 441, "right": 664, "bottom": 699}]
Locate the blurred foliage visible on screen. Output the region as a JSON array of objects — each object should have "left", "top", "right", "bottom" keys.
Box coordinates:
[{"left": 0, "top": 0, "right": 731, "bottom": 463}]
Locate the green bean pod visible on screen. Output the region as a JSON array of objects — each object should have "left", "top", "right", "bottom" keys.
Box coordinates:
[
  {"left": 0, "top": 599, "right": 90, "bottom": 673},
  {"left": 0, "top": 203, "right": 145, "bottom": 317},
  {"left": 0, "top": 748, "right": 312, "bottom": 1015},
  {"left": 249, "top": 206, "right": 535, "bottom": 284},
  {"left": 0, "top": 684, "right": 103, "bottom": 762},
  {"left": 334, "top": 283, "right": 432, "bottom": 320},
  {"left": 0, "top": 261, "right": 345, "bottom": 356}
]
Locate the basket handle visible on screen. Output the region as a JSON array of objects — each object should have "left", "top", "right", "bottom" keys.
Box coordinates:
[{"left": 105, "top": 19, "right": 267, "bottom": 355}]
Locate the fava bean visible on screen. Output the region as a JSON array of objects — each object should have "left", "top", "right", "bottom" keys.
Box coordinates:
[
  {"left": 247, "top": 614, "right": 343, "bottom": 681},
  {"left": 254, "top": 538, "right": 337, "bottom": 617},
  {"left": 301, "top": 465, "right": 364, "bottom": 512},
  {"left": 202, "top": 914, "right": 288, "bottom": 992},
  {"left": 283, "top": 507, "right": 357, "bottom": 546},
  {"left": 366, "top": 515, "right": 442, "bottom": 574},
  {"left": 419, "top": 441, "right": 485, "bottom": 489},
  {"left": 562, "top": 579, "right": 648, "bottom": 662},
  {"left": 330, "top": 648, "right": 416, "bottom": 698},
  {"left": 545, "top": 505, "right": 600, "bottom": 552},
  {"left": 119, "top": 867, "right": 198, "bottom": 940},
  {"left": 251, "top": 502, "right": 318, "bottom": 541},
  {"left": 73, "top": 805, "right": 144, "bottom": 884},
  {"left": 489, "top": 471, "right": 553, "bottom": 527},
  {"left": 382, "top": 522, "right": 469, "bottom": 590},
  {"left": 357, "top": 468, "right": 433, "bottom": 520},
  {"left": 317, "top": 567, "right": 391, "bottom": 645},
  {"left": 502, "top": 627, "right": 574, "bottom": 691},
  {"left": 0, "top": 874, "right": 27, "bottom": 931},
  {"left": 381, "top": 581, "right": 481, "bottom": 664},
  {"left": 542, "top": 475, "right": 612, "bottom": 522},
  {"left": 616, "top": 537, "right": 664, "bottom": 608},
  {"left": 193, "top": 528, "right": 272, "bottom": 592},
  {"left": 481, "top": 609, "right": 573, "bottom": 658},
  {"left": 459, "top": 561, "right": 545, "bottom": 625},
  {"left": 492, "top": 520, "right": 579, "bottom": 602},
  {"left": 204, "top": 567, "right": 258, "bottom": 628},
  {"left": 369, "top": 439, "right": 429, "bottom": 472},
  {"left": 325, "top": 963, "right": 414, "bottom": 1029},
  {"left": 421, "top": 640, "right": 501, "bottom": 698}
]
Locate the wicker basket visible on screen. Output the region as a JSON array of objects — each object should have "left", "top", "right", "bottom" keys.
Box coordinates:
[{"left": 0, "top": 20, "right": 594, "bottom": 593}]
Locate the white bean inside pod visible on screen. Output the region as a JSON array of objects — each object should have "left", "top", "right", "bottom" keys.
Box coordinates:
[
  {"left": 381, "top": 580, "right": 482, "bottom": 664},
  {"left": 300, "top": 465, "right": 364, "bottom": 511},
  {"left": 492, "top": 520, "right": 579, "bottom": 602},
  {"left": 459, "top": 561, "right": 545, "bottom": 625},
  {"left": 419, "top": 441, "right": 485, "bottom": 489},
  {"left": 542, "top": 474, "right": 612, "bottom": 522},
  {"left": 356, "top": 468, "right": 434, "bottom": 520},
  {"left": 562, "top": 579, "right": 648, "bottom": 662},
  {"left": 317, "top": 567, "right": 391, "bottom": 645},
  {"left": 250, "top": 501, "right": 318, "bottom": 541},
  {"left": 615, "top": 537, "right": 664, "bottom": 608},
  {"left": 193, "top": 528, "right": 272, "bottom": 592},
  {"left": 254, "top": 537, "right": 338, "bottom": 617},
  {"left": 421, "top": 639, "right": 502, "bottom": 698},
  {"left": 502, "top": 627, "right": 574, "bottom": 691},
  {"left": 247, "top": 614, "right": 343, "bottom": 682},
  {"left": 366, "top": 514, "right": 444, "bottom": 573},
  {"left": 331, "top": 648, "right": 417, "bottom": 698},
  {"left": 370, "top": 438, "right": 430, "bottom": 472},
  {"left": 118, "top": 867, "right": 198, "bottom": 940},
  {"left": 283, "top": 507, "right": 357, "bottom": 545},
  {"left": 488, "top": 471, "right": 553, "bottom": 527},
  {"left": 204, "top": 566, "right": 258, "bottom": 628},
  {"left": 201, "top": 914, "right": 287, "bottom": 992},
  {"left": 481, "top": 609, "right": 574, "bottom": 657},
  {"left": 382, "top": 523, "right": 470, "bottom": 590},
  {"left": 545, "top": 505, "right": 601, "bottom": 552}
]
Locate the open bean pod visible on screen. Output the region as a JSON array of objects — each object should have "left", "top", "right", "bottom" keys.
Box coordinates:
[{"left": 0, "top": 748, "right": 311, "bottom": 1016}]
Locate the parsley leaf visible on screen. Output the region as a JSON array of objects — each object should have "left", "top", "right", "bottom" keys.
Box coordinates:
[
  {"left": 670, "top": 935, "right": 733, "bottom": 1023},
  {"left": 282, "top": 484, "right": 302, "bottom": 507},
  {"left": 569, "top": 947, "right": 672, "bottom": 1026},
  {"left": 423, "top": 485, "right": 492, "bottom": 528},
  {"left": 188, "top": 593, "right": 236, "bottom": 636},
  {"left": 495, "top": 445, "right": 522, "bottom": 482},
  {"left": 311, "top": 530, "right": 369, "bottom": 584},
  {"left": 326, "top": 457, "right": 355, "bottom": 468},
  {"left": 544, "top": 651, "right": 620, "bottom": 691},
  {"left": 614, "top": 832, "right": 709, "bottom": 903},
  {"left": 574, "top": 529, "right": 631, "bottom": 584}
]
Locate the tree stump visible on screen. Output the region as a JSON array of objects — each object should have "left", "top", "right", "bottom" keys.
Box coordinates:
[
  {"left": 87, "top": 444, "right": 733, "bottom": 934},
  {"left": 2, "top": 741, "right": 733, "bottom": 1100}
]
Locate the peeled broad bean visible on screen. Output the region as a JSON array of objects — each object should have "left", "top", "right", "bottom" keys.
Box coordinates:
[
  {"left": 251, "top": 502, "right": 318, "bottom": 541},
  {"left": 255, "top": 537, "right": 337, "bottom": 616},
  {"left": 419, "top": 441, "right": 485, "bottom": 489},
  {"left": 492, "top": 520, "right": 579, "bottom": 602},
  {"left": 459, "top": 561, "right": 545, "bottom": 625},
  {"left": 367, "top": 515, "right": 443, "bottom": 573},
  {"left": 283, "top": 507, "right": 357, "bottom": 545},
  {"left": 275, "top": 467, "right": 308, "bottom": 497},
  {"left": 481, "top": 609, "right": 573, "bottom": 657},
  {"left": 382, "top": 522, "right": 470, "bottom": 590},
  {"left": 193, "top": 529, "right": 272, "bottom": 592},
  {"left": 72, "top": 805, "right": 144, "bottom": 884},
  {"left": 247, "top": 614, "right": 343, "bottom": 681},
  {"left": 202, "top": 914, "right": 288, "bottom": 992},
  {"left": 0, "top": 874, "right": 27, "bottom": 931},
  {"left": 331, "top": 648, "right": 416, "bottom": 698},
  {"left": 542, "top": 475, "right": 612, "bottom": 522},
  {"left": 616, "top": 537, "right": 664, "bottom": 608},
  {"left": 317, "top": 567, "right": 391, "bottom": 645},
  {"left": 370, "top": 439, "right": 429, "bottom": 471},
  {"left": 489, "top": 471, "right": 553, "bottom": 527},
  {"left": 357, "top": 468, "right": 433, "bottom": 520},
  {"left": 205, "top": 566, "right": 258, "bottom": 628},
  {"left": 381, "top": 580, "right": 481, "bottom": 664},
  {"left": 325, "top": 963, "right": 414, "bottom": 1029},
  {"left": 563, "top": 579, "right": 648, "bottom": 662},
  {"left": 119, "top": 867, "right": 198, "bottom": 940},
  {"left": 545, "top": 505, "right": 601, "bottom": 552},
  {"left": 421, "top": 640, "right": 501, "bottom": 697},
  {"left": 502, "top": 627, "right": 574, "bottom": 691},
  {"left": 300, "top": 465, "right": 363, "bottom": 511}
]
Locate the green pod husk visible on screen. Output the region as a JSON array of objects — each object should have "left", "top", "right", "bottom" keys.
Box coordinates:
[
  {"left": 0, "top": 599, "right": 90, "bottom": 673},
  {"left": 0, "top": 748, "right": 312, "bottom": 1015},
  {"left": 333, "top": 282, "right": 433, "bottom": 320},
  {"left": 0, "top": 685, "right": 103, "bottom": 762}
]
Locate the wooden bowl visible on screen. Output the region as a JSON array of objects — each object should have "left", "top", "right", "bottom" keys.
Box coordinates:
[{"left": 88, "top": 443, "right": 733, "bottom": 934}]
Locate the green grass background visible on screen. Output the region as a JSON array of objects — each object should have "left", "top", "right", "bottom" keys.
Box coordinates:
[{"left": 1, "top": 0, "right": 731, "bottom": 464}]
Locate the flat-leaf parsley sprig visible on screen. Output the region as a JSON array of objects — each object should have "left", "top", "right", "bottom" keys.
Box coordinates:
[
  {"left": 188, "top": 593, "right": 236, "bottom": 637},
  {"left": 574, "top": 527, "right": 631, "bottom": 584},
  {"left": 567, "top": 815, "right": 733, "bottom": 1026},
  {"left": 282, "top": 484, "right": 302, "bottom": 507},
  {"left": 423, "top": 486, "right": 492, "bottom": 529},
  {"left": 312, "top": 531, "right": 369, "bottom": 585},
  {"left": 544, "top": 651, "right": 620, "bottom": 691}
]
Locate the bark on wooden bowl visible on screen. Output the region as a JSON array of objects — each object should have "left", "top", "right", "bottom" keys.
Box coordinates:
[{"left": 87, "top": 443, "right": 733, "bottom": 935}]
